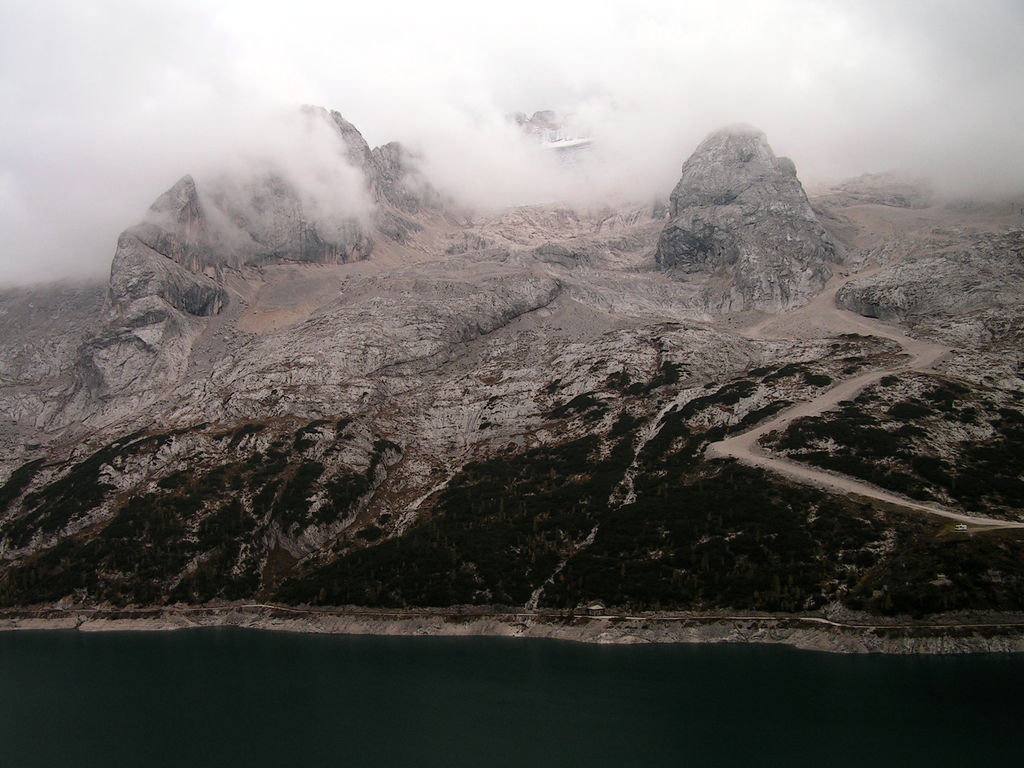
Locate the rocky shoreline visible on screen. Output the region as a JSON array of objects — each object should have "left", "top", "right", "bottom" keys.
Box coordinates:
[{"left": 2, "top": 605, "right": 1023, "bottom": 655}]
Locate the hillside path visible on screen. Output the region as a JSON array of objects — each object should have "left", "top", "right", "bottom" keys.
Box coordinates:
[{"left": 706, "top": 264, "right": 1024, "bottom": 530}]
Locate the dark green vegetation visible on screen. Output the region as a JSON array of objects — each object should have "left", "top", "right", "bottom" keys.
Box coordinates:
[
  {"left": 3, "top": 347, "right": 1023, "bottom": 619},
  {"left": 0, "top": 429, "right": 203, "bottom": 549},
  {"left": 0, "top": 421, "right": 399, "bottom": 607},
  {"left": 547, "top": 393, "right": 607, "bottom": 421},
  {"left": 546, "top": 462, "right": 884, "bottom": 613},
  {"left": 763, "top": 373, "right": 1024, "bottom": 519},
  {"left": 0, "top": 458, "right": 45, "bottom": 514},
  {"left": 847, "top": 527, "right": 1024, "bottom": 616},
  {"left": 279, "top": 370, "right": 1024, "bottom": 616},
  {"left": 279, "top": 435, "right": 635, "bottom": 606}
]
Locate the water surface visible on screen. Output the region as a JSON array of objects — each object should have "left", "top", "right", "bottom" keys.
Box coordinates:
[{"left": 1, "top": 629, "right": 1021, "bottom": 767}]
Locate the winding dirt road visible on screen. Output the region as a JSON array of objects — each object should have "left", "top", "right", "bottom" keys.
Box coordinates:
[{"left": 706, "top": 265, "right": 1024, "bottom": 530}]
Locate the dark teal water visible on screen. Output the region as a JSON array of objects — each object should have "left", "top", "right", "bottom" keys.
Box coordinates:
[{"left": 1, "top": 629, "right": 1021, "bottom": 767}]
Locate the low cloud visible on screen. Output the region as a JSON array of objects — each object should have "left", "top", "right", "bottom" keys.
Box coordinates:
[
  {"left": 2, "top": 0, "right": 1023, "bottom": 285},
  {"left": 191, "top": 107, "right": 377, "bottom": 253}
]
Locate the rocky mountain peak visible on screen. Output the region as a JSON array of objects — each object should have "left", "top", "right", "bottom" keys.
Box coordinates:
[
  {"left": 149, "top": 174, "right": 201, "bottom": 219},
  {"left": 667, "top": 126, "right": 795, "bottom": 213},
  {"left": 117, "top": 109, "right": 382, "bottom": 284},
  {"left": 370, "top": 141, "right": 442, "bottom": 217},
  {"left": 320, "top": 107, "right": 374, "bottom": 177},
  {"left": 129, "top": 174, "right": 209, "bottom": 275},
  {"left": 656, "top": 126, "right": 833, "bottom": 312}
]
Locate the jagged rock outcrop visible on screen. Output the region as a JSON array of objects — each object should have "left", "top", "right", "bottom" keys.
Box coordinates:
[
  {"left": 109, "top": 229, "right": 225, "bottom": 318},
  {"left": 129, "top": 176, "right": 212, "bottom": 274},
  {"left": 371, "top": 142, "right": 441, "bottom": 216},
  {"left": 62, "top": 109, "right": 393, "bottom": 423},
  {"left": 68, "top": 233, "right": 219, "bottom": 422},
  {"left": 69, "top": 307, "right": 200, "bottom": 415},
  {"left": 69, "top": 180, "right": 224, "bottom": 420},
  {"left": 129, "top": 108, "right": 378, "bottom": 280},
  {"left": 656, "top": 126, "right": 834, "bottom": 312},
  {"left": 201, "top": 175, "right": 374, "bottom": 267},
  {"left": 196, "top": 106, "right": 376, "bottom": 266},
  {"left": 324, "top": 108, "right": 375, "bottom": 177},
  {"left": 370, "top": 141, "right": 444, "bottom": 242},
  {"left": 837, "top": 229, "right": 1024, "bottom": 345}
]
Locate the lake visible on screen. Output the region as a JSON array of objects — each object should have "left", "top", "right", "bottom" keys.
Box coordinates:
[{"left": 1, "top": 629, "right": 1021, "bottom": 767}]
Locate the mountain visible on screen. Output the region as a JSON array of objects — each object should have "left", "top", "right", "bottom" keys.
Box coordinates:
[
  {"left": 1, "top": 110, "right": 1023, "bottom": 634},
  {"left": 656, "top": 126, "right": 834, "bottom": 312}
]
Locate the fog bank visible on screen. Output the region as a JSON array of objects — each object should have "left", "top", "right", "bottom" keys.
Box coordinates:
[{"left": 2, "top": 0, "right": 1023, "bottom": 285}]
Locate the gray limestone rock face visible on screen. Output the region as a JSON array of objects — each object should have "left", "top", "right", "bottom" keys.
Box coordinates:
[
  {"left": 69, "top": 240, "right": 212, "bottom": 424},
  {"left": 371, "top": 142, "right": 442, "bottom": 216},
  {"left": 109, "top": 231, "right": 225, "bottom": 318},
  {"left": 532, "top": 242, "right": 588, "bottom": 267},
  {"left": 369, "top": 141, "right": 446, "bottom": 243},
  {"left": 130, "top": 175, "right": 212, "bottom": 273},
  {"left": 132, "top": 108, "right": 377, "bottom": 277},
  {"left": 656, "top": 126, "right": 833, "bottom": 312},
  {"left": 82, "top": 182, "right": 230, "bottom": 421},
  {"left": 0, "top": 281, "right": 106, "bottom": 462},
  {"left": 203, "top": 173, "right": 374, "bottom": 267},
  {"left": 836, "top": 229, "right": 1024, "bottom": 346},
  {"left": 70, "top": 305, "right": 198, "bottom": 407},
  {"left": 0, "top": 282, "right": 106, "bottom": 387},
  {"left": 325, "top": 108, "right": 375, "bottom": 177},
  {"left": 78, "top": 108, "right": 384, "bottom": 420}
]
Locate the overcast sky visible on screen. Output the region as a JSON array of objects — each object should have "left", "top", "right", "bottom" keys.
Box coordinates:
[{"left": 2, "top": 0, "right": 1023, "bottom": 286}]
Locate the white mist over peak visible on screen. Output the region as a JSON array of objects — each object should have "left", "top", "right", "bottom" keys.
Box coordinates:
[{"left": 2, "top": 0, "right": 1023, "bottom": 285}]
